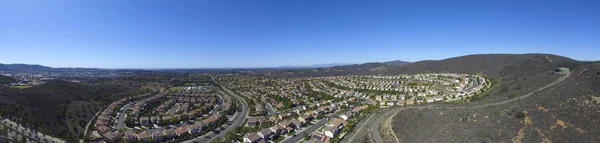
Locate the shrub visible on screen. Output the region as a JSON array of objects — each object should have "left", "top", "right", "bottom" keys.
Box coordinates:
[{"left": 515, "top": 111, "right": 526, "bottom": 119}]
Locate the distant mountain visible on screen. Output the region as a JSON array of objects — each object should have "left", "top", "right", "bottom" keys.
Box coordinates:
[
  {"left": 0, "top": 63, "right": 105, "bottom": 72},
  {"left": 383, "top": 60, "right": 410, "bottom": 65},
  {"left": 276, "top": 63, "right": 353, "bottom": 69},
  {"left": 0, "top": 63, "right": 53, "bottom": 71}
]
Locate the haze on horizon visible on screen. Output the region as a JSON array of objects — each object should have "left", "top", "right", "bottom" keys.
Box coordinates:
[{"left": 1, "top": 0, "right": 599, "bottom": 69}]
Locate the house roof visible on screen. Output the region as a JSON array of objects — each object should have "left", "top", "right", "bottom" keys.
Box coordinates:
[
  {"left": 260, "top": 128, "right": 273, "bottom": 135},
  {"left": 176, "top": 126, "right": 188, "bottom": 134},
  {"left": 324, "top": 126, "right": 338, "bottom": 132},
  {"left": 152, "top": 131, "right": 164, "bottom": 137},
  {"left": 291, "top": 119, "right": 302, "bottom": 127},
  {"left": 123, "top": 131, "right": 137, "bottom": 139},
  {"left": 246, "top": 133, "right": 262, "bottom": 142},
  {"left": 280, "top": 120, "right": 293, "bottom": 127},
  {"left": 164, "top": 129, "right": 176, "bottom": 136},
  {"left": 248, "top": 118, "right": 259, "bottom": 123},
  {"left": 96, "top": 125, "right": 110, "bottom": 133},
  {"left": 103, "top": 131, "right": 120, "bottom": 140},
  {"left": 137, "top": 131, "right": 151, "bottom": 139},
  {"left": 332, "top": 118, "right": 347, "bottom": 127}
]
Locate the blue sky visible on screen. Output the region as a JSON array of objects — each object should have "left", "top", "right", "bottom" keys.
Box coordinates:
[{"left": 1, "top": 0, "right": 598, "bottom": 68}]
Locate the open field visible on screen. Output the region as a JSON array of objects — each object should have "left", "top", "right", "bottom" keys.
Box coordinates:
[
  {"left": 168, "top": 86, "right": 185, "bottom": 92},
  {"left": 9, "top": 85, "right": 32, "bottom": 89}
]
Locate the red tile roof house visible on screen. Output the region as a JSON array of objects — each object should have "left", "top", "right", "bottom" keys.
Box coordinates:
[{"left": 176, "top": 126, "right": 189, "bottom": 136}]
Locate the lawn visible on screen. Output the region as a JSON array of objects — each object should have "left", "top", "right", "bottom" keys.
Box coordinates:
[
  {"left": 287, "top": 130, "right": 296, "bottom": 136},
  {"left": 168, "top": 86, "right": 185, "bottom": 92},
  {"left": 10, "top": 85, "right": 32, "bottom": 89},
  {"left": 273, "top": 136, "right": 285, "bottom": 143}
]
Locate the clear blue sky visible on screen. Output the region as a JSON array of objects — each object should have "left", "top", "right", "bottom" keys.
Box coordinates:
[{"left": 1, "top": 0, "right": 598, "bottom": 68}]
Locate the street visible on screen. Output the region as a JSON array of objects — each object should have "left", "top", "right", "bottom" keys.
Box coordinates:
[
  {"left": 115, "top": 103, "right": 131, "bottom": 130},
  {"left": 183, "top": 76, "right": 249, "bottom": 143},
  {"left": 282, "top": 119, "right": 328, "bottom": 143}
]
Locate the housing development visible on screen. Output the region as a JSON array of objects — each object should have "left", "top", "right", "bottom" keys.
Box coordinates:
[{"left": 80, "top": 72, "right": 489, "bottom": 143}]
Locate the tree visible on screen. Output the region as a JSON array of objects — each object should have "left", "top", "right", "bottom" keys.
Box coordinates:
[
  {"left": 170, "top": 117, "right": 178, "bottom": 124},
  {"left": 181, "top": 114, "right": 189, "bottom": 121},
  {"left": 304, "top": 132, "right": 310, "bottom": 140}
]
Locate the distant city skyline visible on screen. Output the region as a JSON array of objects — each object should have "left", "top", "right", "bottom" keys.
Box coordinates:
[{"left": 1, "top": 0, "right": 599, "bottom": 68}]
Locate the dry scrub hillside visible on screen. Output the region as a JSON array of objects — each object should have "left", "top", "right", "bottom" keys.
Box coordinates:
[{"left": 391, "top": 60, "right": 600, "bottom": 142}]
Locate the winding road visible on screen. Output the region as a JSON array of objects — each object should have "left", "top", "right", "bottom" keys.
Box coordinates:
[
  {"left": 344, "top": 73, "right": 570, "bottom": 143},
  {"left": 183, "top": 75, "right": 248, "bottom": 143}
]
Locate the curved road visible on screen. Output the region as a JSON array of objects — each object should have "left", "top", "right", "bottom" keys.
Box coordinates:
[
  {"left": 184, "top": 76, "right": 248, "bottom": 143},
  {"left": 344, "top": 73, "right": 570, "bottom": 143}
]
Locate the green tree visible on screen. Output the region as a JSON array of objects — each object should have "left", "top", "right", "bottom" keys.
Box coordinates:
[{"left": 304, "top": 132, "right": 310, "bottom": 140}]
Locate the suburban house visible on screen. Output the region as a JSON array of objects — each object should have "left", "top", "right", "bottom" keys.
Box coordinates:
[
  {"left": 387, "top": 101, "right": 395, "bottom": 106},
  {"left": 152, "top": 131, "right": 165, "bottom": 142},
  {"left": 433, "top": 96, "right": 444, "bottom": 101},
  {"left": 269, "top": 124, "right": 287, "bottom": 136},
  {"left": 140, "top": 117, "right": 150, "bottom": 126},
  {"left": 269, "top": 116, "right": 280, "bottom": 122},
  {"left": 323, "top": 126, "right": 339, "bottom": 138},
  {"left": 332, "top": 118, "right": 347, "bottom": 129},
  {"left": 257, "top": 128, "right": 274, "bottom": 140},
  {"left": 291, "top": 119, "right": 304, "bottom": 128},
  {"left": 298, "top": 114, "right": 312, "bottom": 123},
  {"left": 279, "top": 120, "right": 295, "bottom": 129},
  {"left": 122, "top": 131, "right": 137, "bottom": 143},
  {"left": 187, "top": 124, "right": 201, "bottom": 134},
  {"left": 151, "top": 116, "right": 160, "bottom": 124},
  {"left": 103, "top": 131, "right": 120, "bottom": 143},
  {"left": 340, "top": 111, "right": 353, "bottom": 121},
  {"left": 136, "top": 131, "right": 151, "bottom": 142},
  {"left": 163, "top": 129, "right": 176, "bottom": 140},
  {"left": 175, "top": 126, "right": 189, "bottom": 136},
  {"left": 243, "top": 133, "right": 263, "bottom": 143},
  {"left": 406, "top": 99, "right": 415, "bottom": 105},
  {"left": 162, "top": 116, "right": 172, "bottom": 123},
  {"left": 96, "top": 125, "right": 110, "bottom": 135},
  {"left": 247, "top": 118, "right": 260, "bottom": 127},
  {"left": 426, "top": 97, "right": 434, "bottom": 103}
]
